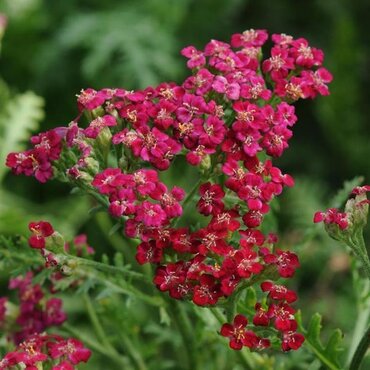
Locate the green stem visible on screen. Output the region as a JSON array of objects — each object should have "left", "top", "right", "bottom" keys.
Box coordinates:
[
  {"left": 83, "top": 288, "right": 149, "bottom": 370},
  {"left": 119, "top": 333, "right": 148, "bottom": 370},
  {"left": 354, "top": 234, "right": 370, "bottom": 279},
  {"left": 83, "top": 293, "right": 118, "bottom": 354},
  {"left": 86, "top": 271, "right": 165, "bottom": 307},
  {"left": 349, "top": 326, "right": 370, "bottom": 370},
  {"left": 65, "top": 253, "right": 147, "bottom": 282},
  {"left": 225, "top": 291, "right": 239, "bottom": 322},
  {"left": 348, "top": 238, "right": 370, "bottom": 280},
  {"left": 172, "top": 179, "right": 201, "bottom": 228},
  {"left": 62, "top": 323, "right": 128, "bottom": 367},
  {"left": 347, "top": 274, "right": 370, "bottom": 366},
  {"left": 303, "top": 338, "right": 340, "bottom": 370},
  {"left": 168, "top": 300, "right": 198, "bottom": 369},
  {"left": 347, "top": 302, "right": 370, "bottom": 367}
]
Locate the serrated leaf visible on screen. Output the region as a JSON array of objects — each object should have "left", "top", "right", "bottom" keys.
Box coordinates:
[
  {"left": 326, "top": 329, "right": 344, "bottom": 355},
  {"left": 307, "top": 313, "right": 323, "bottom": 347},
  {"left": 0, "top": 91, "right": 44, "bottom": 180},
  {"left": 303, "top": 313, "right": 343, "bottom": 370},
  {"left": 113, "top": 252, "right": 124, "bottom": 267},
  {"left": 32, "top": 268, "right": 52, "bottom": 285},
  {"left": 53, "top": 276, "right": 77, "bottom": 291},
  {"left": 75, "top": 277, "right": 97, "bottom": 294}
]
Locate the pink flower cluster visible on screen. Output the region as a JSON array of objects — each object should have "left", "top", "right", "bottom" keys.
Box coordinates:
[
  {"left": 314, "top": 208, "right": 349, "bottom": 230},
  {"left": 314, "top": 185, "right": 370, "bottom": 230},
  {"left": 6, "top": 130, "right": 63, "bottom": 183},
  {"left": 0, "top": 272, "right": 66, "bottom": 345},
  {"left": 92, "top": 168, "right": 185, "bottom": 235},
  {"left": 5, "top": 29, "right": 333, "bottom": 352},
  {"left": 0, "top": 333, "right": 91, "bottom": 370},
  {"left": 6, "top": 30, "right": 331, "bottom": 181}
]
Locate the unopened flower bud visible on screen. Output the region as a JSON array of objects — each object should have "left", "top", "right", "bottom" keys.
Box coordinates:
[
  {"left": 199, "top": 154, "right": 211, "bottom": 173},
  {"left": 60, "top": 264, "right": 73, "bottom": 276},
  {"left": 46, "top": 231, "right": 65, "bottom": 253},
  {"left": 97, "top": 125, "right": 112, "bottom": 143},
  {"left": 78, "top": 171, "right": 94, "bottom": 184},
  {"left": 91, "top": 106, "right": 105, "bottom": 119},
  {"left": 345, "top": 193, "right": 369, "bottom": 230},
  {"left": 84, "top": 157, "right": 100, "bottom": 174},
  {"left": 67, "top": 259, "right": 78, "bottom": 270}
]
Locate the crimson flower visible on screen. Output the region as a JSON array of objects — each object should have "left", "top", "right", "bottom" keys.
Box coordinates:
[
  {"left": 197, "top": 182, "right": 225, "bottom": 216},
  {"left": 261, "top": 281, "right": 297, "bottom": 303},
  {"left": 263, "top": 249, "right": 300, "bottom": 278},
  {"left": 192, "top": 275, "right": 221, "bottom": 306},
  {"left": 48, "top": 338, "right": 91, "bottom": 365},
  {"left": 253, "top": 303, "right": 269, "bottom": 326},
  {"left": 220, "top": 314, "right": 257, "bottom": 350},
  {"left": 281, "top": 322, "right": 305, "bottom": 351},
  {"left": 28, "top": 221, "right": 54, "bottom": 249}
]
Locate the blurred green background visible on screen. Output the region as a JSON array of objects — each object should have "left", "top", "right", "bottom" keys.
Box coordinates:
[{"left": 0, "top": 0, "right": 369, "bottom": 369}]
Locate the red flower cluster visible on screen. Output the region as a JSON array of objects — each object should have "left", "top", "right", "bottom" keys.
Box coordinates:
[
  {"left": 6, "top": 30, "right": 331, "bottom": 181},
  {"left": 0, "top": 272, "right": 66, "bottom": 345},
  {"left": 0, "top": 333, "right": 91, "bottom": 370},
  {"left": 314, "top": 185, "right": 370, "bottom": 230},
  {"left": 314, "top": 208, "right": 349, "bottom": 230},
  {"left": 5, "top": 29, "right": 333, "bottom": 352},
  {"left": 221, "top": 314, "right": 269, "bottom": 350},
  {"left": 92, "top": 168, "right": 185, "bottom": 229},
  {"left": 6, "top": 130, "right": 62, "bottom": 183}
]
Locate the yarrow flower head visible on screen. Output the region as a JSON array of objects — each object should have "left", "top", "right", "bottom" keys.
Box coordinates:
[
  {"left": 0, "top": 333, "right": 91, "bottom": 370},
  {"left": 314, "top": 184, "right": 370, "bottom": 238},
  {"left": 4, "top": 28, "right": 334, "bottom": 354}
]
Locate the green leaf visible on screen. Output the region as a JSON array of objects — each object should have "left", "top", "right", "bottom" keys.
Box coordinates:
[
  {"left": 244, "top": 287, "right": 257, "bottom": 308},
  {"left": 301, "top": 312, "right": 344, "bottom": 370},
  {"left": 32, "top": 268, "right": 53, "bottom": 285},
  {"left": 0, "top": 235, "right": 43, "bottom": 273},
  {"left": 0, "top": 188, "right": 90, "bottom": 237},
  {"left": 0, "top": 91, "right": 44, "bottom": 181},
  {"left": 109, "top": 222, "right": 122, "bottom": 236},
  {"left": 113, "top": 252, "right": 124, "bottom": 267},
  {"left": 101, "top": 254, "right": 109, "bottom": 265},
  {"left": 159, "top": 307, "right": 171, "bottom": 326},
  {"left": 88, "top": 205, "right": 105, "bottom": 216}
]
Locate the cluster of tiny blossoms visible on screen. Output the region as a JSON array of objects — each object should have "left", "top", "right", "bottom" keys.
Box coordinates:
[
  {"left": 0, "top": 272, "right": 91, "bottom": 369},
  {"left": 5, "top": 29, "right": 333, "bottom": 352},
  {"left": 0, "top": 333, "right": 91, "bottom": 370},
  {"left": 314, "top": 185, "right": 370, "bottom": 231},
  {"left": 0, "top": 232, "right": 94, "bottom": 369},
  {"left": 0, "top": 272, "right": 66, "bottom": 345}
]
